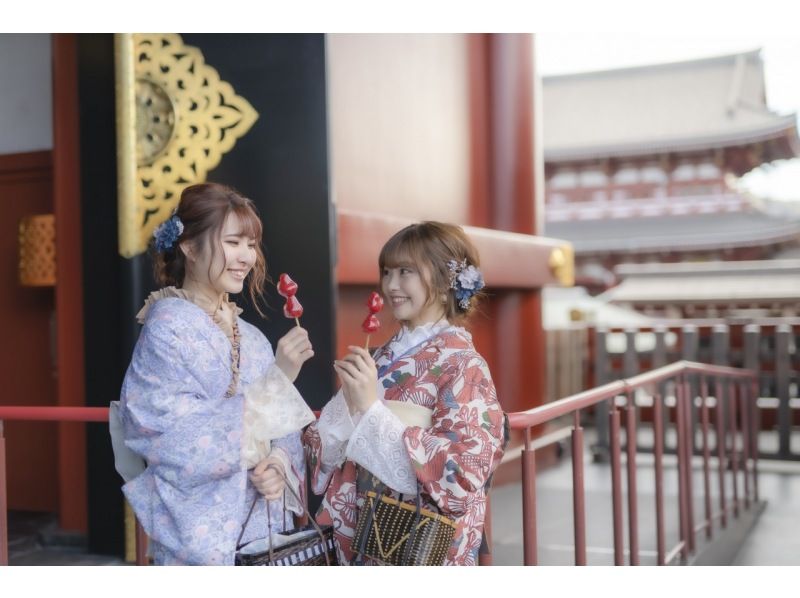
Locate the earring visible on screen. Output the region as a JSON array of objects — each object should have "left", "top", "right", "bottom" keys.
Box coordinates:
[{"left": 441, "top": 295, "right": 447, "bottom": 304}]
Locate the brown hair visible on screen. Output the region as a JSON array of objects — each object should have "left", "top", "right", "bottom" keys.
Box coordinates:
[
  {"left": 152, "top": 182, "right": 269, "bottom": 317},
  {"left": 378, "top": 221, "right": 484, "bottom": 324}
]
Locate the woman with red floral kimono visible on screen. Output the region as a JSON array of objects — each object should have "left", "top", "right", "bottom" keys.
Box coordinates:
[{"left": 304, "top": 221, "right": 506, "bottom": 565}]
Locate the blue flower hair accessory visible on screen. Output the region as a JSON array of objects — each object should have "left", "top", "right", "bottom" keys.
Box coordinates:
[
  {"left": 447, "top": 259, "right": 485, "bottom": 310},
  {"left": 153, "top": 211, "right": 184, "bottom": 252}
]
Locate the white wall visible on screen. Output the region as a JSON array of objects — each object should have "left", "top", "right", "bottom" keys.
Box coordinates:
[{"left": 0, "top": 34, "right": 52, "bottom": 155}]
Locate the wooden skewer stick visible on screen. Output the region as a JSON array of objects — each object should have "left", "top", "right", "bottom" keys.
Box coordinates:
[
  {"left": 295, "top": 317, "right": 301, "bottom": 328},
  {"left": 365, "top": 334, "right": 371, "bottom": 351}
]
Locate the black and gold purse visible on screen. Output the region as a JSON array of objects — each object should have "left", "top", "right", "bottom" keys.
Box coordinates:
[{"left": 352, "top": 483, "right": 456, "bottom": 566}]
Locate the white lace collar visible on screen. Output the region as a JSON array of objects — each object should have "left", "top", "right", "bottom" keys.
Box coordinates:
[
  {"left": 136, "top": 285, "right": 243, "bottom": 340},
  {"left": 388, "top": 319, "right": 452, "bottom": 359}
]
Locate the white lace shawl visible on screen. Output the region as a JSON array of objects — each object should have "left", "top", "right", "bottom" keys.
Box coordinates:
[{"left": 242, "top": 363, "right": 315, "bottom": 514}]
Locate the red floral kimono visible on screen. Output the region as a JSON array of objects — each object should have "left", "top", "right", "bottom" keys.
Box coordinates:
[{"left": 303, "top": 325, "right": 505, "bottom": 565}]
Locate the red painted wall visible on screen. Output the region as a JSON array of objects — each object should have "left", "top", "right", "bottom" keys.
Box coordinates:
[
  {"left": 0, "top": 151, "right": 59, "bottom": 511},
  {"left": 327, "top": 34, "right": 549, "bottom": 414}
]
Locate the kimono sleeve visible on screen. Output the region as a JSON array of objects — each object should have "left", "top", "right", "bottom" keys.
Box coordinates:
[
  {"left": 241, "top": 361, "right": 315, "bottom": 469},
  {"left": 303, "top": 390, "right": 355, "bottom": 495},
  {"left": 402, "top": 352, "right": 505, "bottom": 517},
  {"left": 120, "top": 314, "right": 241, "bottom": 490}
]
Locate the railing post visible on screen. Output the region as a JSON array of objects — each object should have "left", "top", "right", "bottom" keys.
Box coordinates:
[
  {"left": 653, "top": 392, "right": 666, "bottom": 565},
  {"left": 729, "top": 382, "right": 740, "bottom": 519},
  {"left": 675, "top": 376, "right": 690, "bottom": 561},
  {"left": 682, "top": 374, "right": 696, "bottom": 553},
  {"left": 739, "top": 380, "right": 751, "bottom": 510},
  {"left": 700, "top": 376, "right": 713, "bottom": 540},
  {"left": 715, "top": 377, "right": 728, "bottom": 529},
  {"left": 750, "top": 378, "right": 760, "bottom": 503},
  {"left": 0, "top": 421, "right": 7, "bottom": 566},
  {"left": 521, "top": 429, "right": 538, "bottom": 565},
  {"left": 625, "top": 391, "right": 639, "bottom": 565},
  {"left": 775, "top": 325, "right": 792, "bottom": 459},
  {"left": 592, "top": 328, "right": 610, "bottom": 462},
  {"left": 653, "top": 393, "right": 667, "bottom": 565},
  {"left": 609, "top": 404, "right": 625, "bottom": 565},
  {"left": 571, "top": 412, "right": 586, "bottom": 566}
]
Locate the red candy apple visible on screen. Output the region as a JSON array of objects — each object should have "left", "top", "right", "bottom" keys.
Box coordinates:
[
  {"left": 362, "top": 313, "right": 380, "bottom": 334},
  {"left": 277, "top": 273, "right": 298, "bottom": 298},
  {"left": 283, "top": 295, "right": 304, "bottom": 319},
  {"left": 366, "top": 291, "right": 384, "bottom": 314}
]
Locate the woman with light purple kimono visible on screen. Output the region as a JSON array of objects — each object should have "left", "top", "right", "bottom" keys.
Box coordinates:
[{"left": 115, "top": 183, "right": 315, "bottom": 565}]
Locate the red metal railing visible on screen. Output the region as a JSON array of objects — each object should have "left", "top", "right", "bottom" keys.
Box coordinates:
[
  {"left": 589, "top": 322, "right": 799, "bottom": 461},
  {"left": 1, "top": 359, "right": 759, "bottom": 566},
  {"left": 0, "top": 406, "right": 151, "bottom": 566},
  {"left": 507, "top": 360, "right": 759, "bottom": 565}
]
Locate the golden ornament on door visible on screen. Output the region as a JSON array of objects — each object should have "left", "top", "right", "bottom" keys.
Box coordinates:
[
  {"left": 135, "top": 77, "right": 177, "bottom": 166},
  {"left": 116, "top": 33, "right": 259, "bottom": 258}
]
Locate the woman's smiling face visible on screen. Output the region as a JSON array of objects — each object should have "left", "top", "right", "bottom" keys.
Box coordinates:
[
  {"left": 381, "top": 258, "right": 445, "bottom": 329},
  {"left": 187, "top": 212, "right": 257, "bottom": 296}
]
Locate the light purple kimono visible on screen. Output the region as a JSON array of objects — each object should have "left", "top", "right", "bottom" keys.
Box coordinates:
[{"left": 119, "top": 297, "right": 305, "bottom": 565}]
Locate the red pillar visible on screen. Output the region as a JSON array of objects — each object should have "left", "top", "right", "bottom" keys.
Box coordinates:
[
  {"left": 52, "top": 33, "right": 88, "bottom": 532},
  {"left": 473, "top": 34, "right": 544, "bottom": 413}
]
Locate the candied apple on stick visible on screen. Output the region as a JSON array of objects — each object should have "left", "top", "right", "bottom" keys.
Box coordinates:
[
  {"left": 278, "top": 273, "right": 303, "bottom": 327},
  {"left": 362, "top": 292, "right": 384, "bottom": 349}
]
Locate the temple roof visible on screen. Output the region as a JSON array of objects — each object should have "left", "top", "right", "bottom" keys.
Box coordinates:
[
  {"left": 601, "top": 259, "right": 800, "bottom": 304},
  {"left": 544, "top": 208, "right": 800, "bottom": 254},
  {"left": 543, "top": 50, "right": 800, "bottom": 164}
]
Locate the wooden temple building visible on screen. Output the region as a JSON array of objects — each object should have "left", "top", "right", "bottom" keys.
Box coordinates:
[
  {"left": 542, "top": 50, "right": 800, "bottom": 294},
  {"left": 602, "top": 259, "right": 800, "bottom": 319}
]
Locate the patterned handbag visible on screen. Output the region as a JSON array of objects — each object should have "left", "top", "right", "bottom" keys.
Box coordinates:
[
  {"left": 235, "top": 467, "right": 338, "bottom": 566},
  {"left": 352, "top": 483, "right": 456, "bottom": 566}
]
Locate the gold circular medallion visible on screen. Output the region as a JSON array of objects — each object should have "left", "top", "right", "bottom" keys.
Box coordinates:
[{"left": 135, "top": 78, "right": 177, "bottom": 166}]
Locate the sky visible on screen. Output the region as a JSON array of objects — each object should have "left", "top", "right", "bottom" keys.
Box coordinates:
[{"left": 536, "top": 33, "right": 800, "bottom": 202}]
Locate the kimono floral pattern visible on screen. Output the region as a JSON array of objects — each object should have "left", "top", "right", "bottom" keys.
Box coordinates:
[
  {"left": 304, "top": 327, "right": 505, "bottom": 565},
  {"left": 120, "top": 297, "right": 305, "bottom": 565}
]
